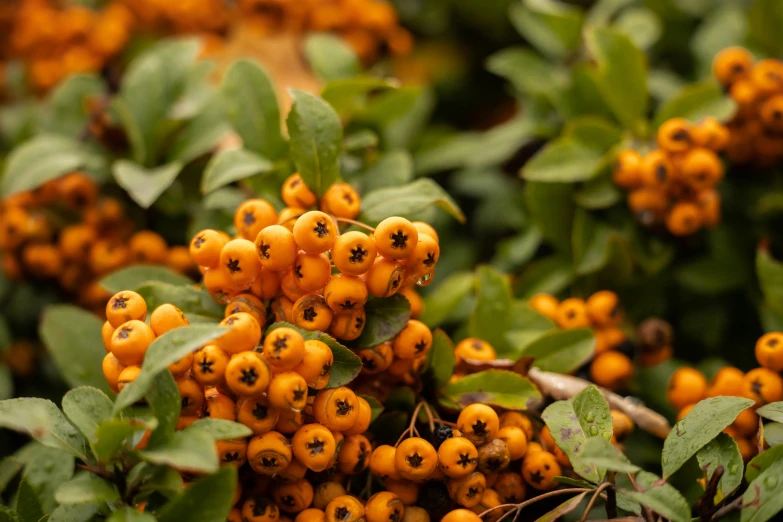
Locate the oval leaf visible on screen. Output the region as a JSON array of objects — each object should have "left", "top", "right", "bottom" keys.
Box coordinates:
[
  {"left": 360, "top": 179, "right": 465, "bottom": 225},
  {"left": 654, "top": 81, "right": 737, "bottom": 127},
  {"left": 624, "top": 471, "right": 690, "bottom": 522},
  {"left": 62, "top": 387, "right": 114, "bottom": 443},
  {"left": 747, "top": 444, "right": 783, "bottom": 484},
  {"left": 352, "top": 295, "right": 411, "bottom": 348},
  {"left": 577, "top": 436, "right": 640, "bottom": 474},
  {"left": 426, "top": 329, "right": 457, "bottom": 392},
  {"left": 157, "top": 467, "right": 237, "bottom": 522},
  {"left": 55, "top": 474, "right": 119, "bottom": 505},
  {"left": 420, "top": 271, "right": 475, "bottom": 329},
  {"left": 522, "top": 138, "right": 603, "bottom": 182},
  {"left": 697, "top": 433, "right": 743, "bottom": 502},
  {"left": 201, "top": 147, "right": 274, "bottom": 194},
  {"left": 187, "top": 419, "right": 252, "bottom": 440},
  {"left": 304, "top": 33, "right": 361, "bottom": 81},
  {"left": 139, "top": 430, "right": 218, "bottom": 473},
  {"left": 468, "top": 266, "right": 513, "bottom": 357},
  {"left": 662, "top": 396, "right": 754, "bottom": 478},
  {"left": 440, "top": 370, "right": 542, "bottom": 410},
  {"left": 287, "top": 89, "right": 343, "bottom": 197},
  {"left": 0, "top": 398, "right": 87, "bottom": 459},
  {"left": 757, "top": 402, "right": 783, "bottom": 423},
  {"left": 113, "top": 160, "right": 184, "bottom": 209},
  {"left": 742, "top": 454, "right": 783, "bottom": 522},
  {"left": 136, "top": 282, "right": 223, "bottom": 320},
  {"left": 522, "top": 328, "right": 595, "bottom": 374},
  {"left": 100, "top": 266, "right": 193, "bottom": 294}
]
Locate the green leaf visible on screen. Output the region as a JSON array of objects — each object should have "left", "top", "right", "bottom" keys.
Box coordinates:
[
  {"left": 146, "top": 371, "right": 181, "bottom": 448},
  {"left": 157, "top": 467, "right": 237, "bottom": 522},
  {"left": 107, "top": 507, "right": 156, "bottom": 522},
  {"left": 0, "top": 398, "right": 86, "bottom": 459},
  {"left": 113, "top": 160, "right": 184, "bottom": 209},
  {"left": 509, "top": 0, "right": 584, "bottom": 60},
  {"left": 167, "top": 103, "right": 231, "bottom": 164},
  {"left": 662, "top": 396, "right": 755, "bottom": 478},
  {"left": 524, "top": 183, "right": 573, "bottom": 252},
  {"left": 136, "top": 282, "right": 223, "bottom": 320},
  {"left": 692, "top": 4, "right": 748, "bottom": 75},
  {"left": 623, "top": 471, "right": 690, "bottom": 522},
  {"left": 563, "top": 117, "right": 623, "bottom": 152},
  {"left": 585, "top": 27, "right": 648, "bottom": 129},
  {"left": 514, "top": 255, "right": 574, "bottom": 299},
  {"left": 360, "top": 178, "right": 465, "bottom": 225},
  {"left": 747, "top": 445, "right": 783, "bottom": 484},
  {"left": 100, "top": 266, "right": 193, "bottom": 294},
  {"left": 49, "top": 504, "right": 100, "bottom": 522},
  {"left": 361, "top": 150, "right": 413, "bottom": 194},
  {"left": 17, "top": 446, "right": 74, "bottom": 513},
  {"left": 468, "top": 266, "right": 513, "bottom": 357},
  {"left": 0, "top": 365, "right": 12, "bottom": 401},
  {"left": 521, "top": 138, "right": 603, "bottom": 182},
  {"left": 343, "top": 129, "right": 379, "bottom": 151},
  {"left": 758, "top": 249, "right": 783, "bottom": 316},
  {"left": 117, "top": 39, "right": 201, "bottom": 164},
  {"left": 93, "top": 418, "right": 146, "bottom": 463},
  {"left": 748, "top": 0, "right": 783, "bottom": 57},
  {"left": 742, "top": 455, "right": 783, "bottom": 522},
  {"left": 139, "top": 429, "right": 218, "bottom": 473},
  {"left": 39, "top": 305, "right": 113, "bottom": 394},
  {"left": 654, "top": 82, "right": 737, "bottom": 128},
  {"left": 0, "top": 505, "right": 18, "bottom": 522},
  {"left": 542, "top": 385, "right": 612, "bottom": 482},
  {"left": 41, "top": 75, "right": 105, "bottom": 137},
  {"left": 426, "top": 329, "right": 457, "bottom": 392},
  {"left": 201, "top": 148, "right": 274, "bottom": 195},
  {"left": 321, "top": 77, "right": 396, "bottom": 120},
  {"left": 55, "top": 473, "right": 119, "bottom": 505},
  {"left": 696, "top": 433, "right": 743, "bottom": 502},
  {"left": 491, "top": 228, "right": 542, "bottom": 273},
  {"left": 266, "top": 322, "right": 362, "bottom": 388},
  {"left": 220, "top": 60, "right": 285, "bottom": 159},
  {"left": 1, "top": 135, "right": 101, "bottom": 197},
  {"left": 304, "top": 33, "right": 361, "bottom": 81},
  {"left": 113, "top": 325, "right": 227, "bottom": 413},
  {"left": 572, "top": 209, "right": 629, "bottom": 276},
  {"left": 505, "top": 301, "right": 557, "bottom": 350},
  {"left": 352, "top": 295, "right": 411, "bottom": 348},
  {"left": 522, "top": 328, "right": 595, "bottom": 374},
  {"left": 577, "top": 436, "right": 640, "bottom": 473},
  {"left": 763, "top": 423, "right": 783, "bottom": 446},
  {"left": 62, "top": 387, "right": 114, "bottom": 443},
  {"left": 287, "top": 89, "right": 343, "bottom": 197},
  {"left": 15, "top": 479, "right": 44, "bottom": 522},
  {"left": 573, "top": 174, "right": 622, "bottom": 210},
  {"left": 614, "top": 7, "right": 661, "bottom": 51},
  {"left": 533, "top": 491, "right": 588, "bottom": 522},
  {"left": 758, "top": 402, "right": 783, "bottom": 423},
  {"left": 360, "top": 395, "right": 384, "bottom": 423},
  {"left": 440, "top": 370, "right": 542, "bottom": 410},
  {"left": 127, "top": 462, "right": 184, "bottom": 497},
  {"left": 187, "top": 419, "right": 252, "bottom": 440},
  {"left": 486, "top": 47, "right": 567, "bottom": 98}
]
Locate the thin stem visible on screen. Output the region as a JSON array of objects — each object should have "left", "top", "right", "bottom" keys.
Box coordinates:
[
  {"left": 334, "top": 217, "right": 375, "bottom": 232},
  {"left": 421, "top": 402, "right": 436, "bottom": 433},
  {"left": 395, "top": 402, "right": 425, "bottom": 447},
  {"left": 711, "top": 496, "right": 743, "bottom": 521},
  {"left": 580, "top": 483, "right": 612, "bottom": 522},
  {"left": 483, "top": 489, "right": 592, "bottom": 522},
  {"left": 433, "top": 419, "right": 457, "bottom": 427},
  {"left": 628, "top": 473, "right": 654, "bottom": 522}
]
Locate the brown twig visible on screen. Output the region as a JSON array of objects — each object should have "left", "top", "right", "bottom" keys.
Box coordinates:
[
  {"left": 480, "top": 489, "right": 592, "bottom": 522},
  {"left": 605, "top": 471, "right": 618, "bottom": 519},
  {"left": 395, "top": 402, "right": 425, "bottom": 447},
  {"left": 697, "top": 465, "right": 724, "bottom": 521},
  {"left": 333, "top": 217, "right": 375, "bottom": 232},
  {"left": 710, "top": 496, "right": 743, "bottom": 521},
  {"left": 628, "top": 473, "right": 655, "bottom": 522},
  {"left": 433, "top": 419, "right": 458, "bottom": 428},
  {"left": 580, "top": 483, "right": 611, "bottom": 522},
  {"left": 420, "top": 401, "right": 436, "bottom": 433}
]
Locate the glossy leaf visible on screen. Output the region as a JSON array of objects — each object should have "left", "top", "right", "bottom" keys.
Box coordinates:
[
  {"left": 136, "top": 282, "right": 223, "bottom": 319},
  {"left": 696, "top": 433, "right": 743, "bottom": 502},
  {"left": 39, "top": 305, "right": 112, "bottom": 394},
  {"left": 757, "top": 248, "right": 783, "bottom": 316},
  {"left": 742, "top": 454, "right": 783, "bottom": 522},
  {"left": 577, "top": 436, "right": 640, "bottom": 473},
  {"left": 0, "top": 398, "right": 87, "bottom": 459},
  {"left": 157, "top": 466, "right": 238, "bottom": 522},
  {"left": 509, "top": 0, "right": 584, "bottom": 59},
  {"left": 522, "top": 138, "right": 603, "bottom": 182},
  {"left": 360, "top": 179, "right": 465, "bottom": 225},
  {"left": 662, "top": 396, "right": 754, "bottom": 478},
  {"left": 440, "top": 370, "right": 542, "bottom": 410},
  {"left": 100, "top": 266, "right": 192, "bottom": 294},
  {"left": 426, "top": 329, "right": 457, "bottom": 392},
  {"left": 15, "top": 479, "right": 44, "bottom": 522},
  {"left": 624, "top": 471, "right": 690, "bottom": 522},
  {"left": 108, "top": 507, "right": 156, "bottom": 522},
  {"left": 113, "top": 325, "right": 227, "bottom": 413},
  {"left": 187, "top": 419, "right": 252, "bottom": 440},
  {"left": 139, "top": 429, "right": 219, "bottom": 473},
  {"left": 287, "top": 89, "right": 343, "bottom": 197},
  {"left": 113, "top": 160, "right": 184, "bottom": 209},
  {"left": 352, "top": 295, "right": 411, "bottom": 348},
  {"left": 55, "top": 473, "right": 119, "bottom": 505},
  {"left": 419, "top": 272, "right": 475, "bottom": 328},
  {"left": 757, "top": 402, "right": 783, "bottom": 423},
  {"left": 93, "top": 419, "right": 147, "bottom": 463},
  {"left": 468, "top": 266, "right": 513, "bottom": 357},
  {"left": 62, "top": 387, "right": 114, "bottom": 443},
  {"left": 522, "top": 328, "right": 595, "bottom": 374},
  {"left": 747, "top": 444, "right": 783, "bottom": 484},
  {"left": 654, "top": 82, "right": 737, "bottom": 127},
  {"left": 146, "top": 371, "right": 181, "bottom": 448},
  {"left": 362, "top": 150, "right": 414, "bottom": 193},
  {"left": 201, "top": 147, "right": 274, "bottom": 194},
  {"left": 304, "top": 33, "right": 361, "bottom": 81},
  {"left": 50, "top": 503, "right": 101, "bottom": 522}
]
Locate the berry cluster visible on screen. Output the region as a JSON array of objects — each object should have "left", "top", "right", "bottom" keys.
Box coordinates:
[
  {"left": 190, "top": 174, "right": 436, "bottom": 344},
  {"left": 0, "top": 172, "right": 194, "bottom": 314},
  {"left": 613, "top": 117, "right": 726, "bottom": 237},
  {"left": 668, "top": 332, "right": 783, "bottom": 462},
  {"left": 528, "top": 291, "right": 635, "bottom": 391},
  {"left": 5, "top": 0, "right": 133, "bottom": 92},
  {"left": 713, "top": 47, "right": 783, "bottom": 167}
]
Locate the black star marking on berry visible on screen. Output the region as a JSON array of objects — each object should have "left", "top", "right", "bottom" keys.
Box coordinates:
[
  {"left": 391, "top": 275, "right": 401, "bottom": 289},
  {"left": 226, "top": 258, "right": 241, "bottom": 274},
  {"left": 193, "top": 235, "right": 206, "bottom": 248},
  {"left": 457, "top": 453, "right": 473, "bottom": 468},
  {"left": 467, "top": 487, "right": 480, "bottom": 498},
  {"left": 243, "top": 210, "right": 256, "bottom": 227},
  {"left": 293, "top": 388, "right": 305, "bottom": 402},
  {"left": 294, "top": 264, "right": 303, "bottom": 279},
  {"left": 362, "top": 357, "right": 376, "bottom": 370},
  {"left": 273, "top": 336, "right": 288, "bottom": 353},
  {"left": 303, "top": 307, "right": 317, "bottom": 322},
  {"left": 225, "top": 317, "right": 237, "bottom": 326},
  {"left": 390, "top": 509, "right": 401, "bottom": 522},
  {"left": 240, "top": 368, "right": 258, "bottom": 386},
  {"left": 224, "top": 452, "right": 240, "bottom": 462},
  {"left": 349, "top": 246, "right": 368, "bottom": 264},
  {"left": 406, "top": 453, "right": 423, "bottom": 468},
  {"left": 229, "top": 305, "right": 241, "bottom": 315},
  {"left": 281, "top": 496, "right": 296, "bottom": 508},
  {"left": 291, "top": 178, "right": 301, "bottom": 188},
  {"left": 414, "top": 340, "right": 427, "bottom": 353},
  {"left": 252, "top": 403, "right": 269, "bottom": 419},
  {"left": 471, "top": 340, "right": 483, "bottom": 351},
  {"left": 313, "top": 221, "right": 329, "bottom": 238},
  {"left": 261, "top": 457, "right": 278, "bottom": 468},
  {"left": 340, "top": 300, "right": 355, "bottom": 310},
  {"left": 336, "top": 399, "right": 352, "bottom": 416},
  {"left": 199, "top": 358, "right": 214, "bottom": 374},
  {"left": 306, "top": 438, "right": 325, "bottom": 455},
  {"left": 258, "top": 242, "right": 271, "bottom": 259},
  {"left": 335, "top": 507, "right": 351, "bottom": 521},
  {"left": 321, "top": 362, "right": 331, "bottom": 376},
  {"left": 423, "top": 252, "right": 436, "bottom": 267},
  {"left": 752, "top": 379, "right": 764, "bottom": 395},
  {"left": 529, "top": 470, "right": 544, "bottom": 484},
  {"left": 486, "top": 458, "right": 502, "bottom": 471},
  {"left": 355, "top": 316, "right": 364, "bottom": 328},
  {"left": 112, "top": 295, "right": 128, "bottom": 310},
  {"left": 390, "top": 230, "right": 408, "bottom": 249},
  {"left": 472, "top": 420, "right": 487, "bottom": 436},
  {"left": 343, "top": 192, "right": 354, "bottom": 204},
  {"left": 181, "top": 396, "right": 190, "bottom": 408},
  {"left": 252, "top": 497, "right": 275, "bottom": 517}
]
